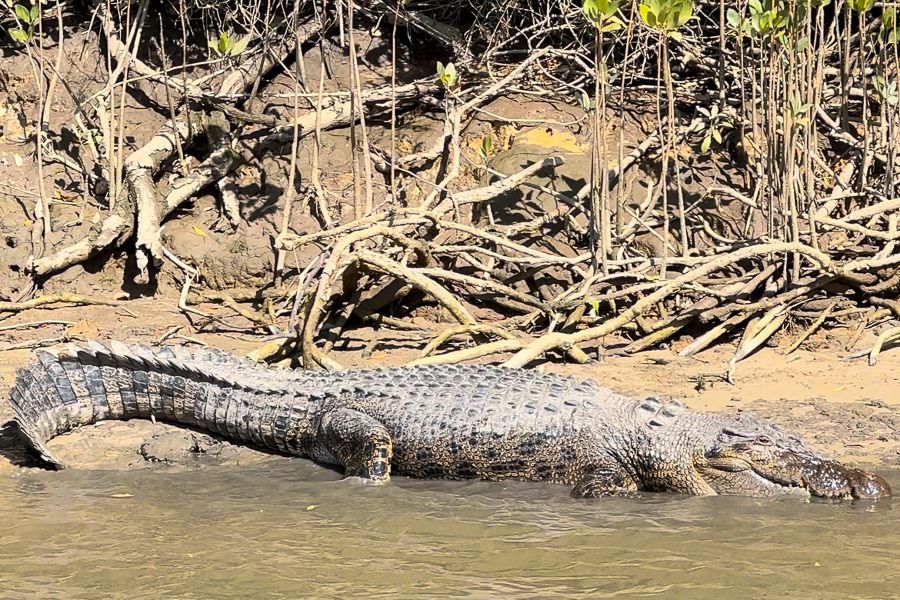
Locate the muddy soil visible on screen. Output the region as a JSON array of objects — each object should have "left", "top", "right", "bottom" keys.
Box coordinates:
[{"left": 0, "top": 298, "right": 898, "bottom": 477}]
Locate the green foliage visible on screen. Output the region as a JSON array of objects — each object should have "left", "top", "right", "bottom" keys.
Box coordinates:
[
  {"left": 848, "top": 0, "right": 874, "bottom": 14},
  {"left": 8, "top": 28, "right": 27, "bottom": 43},
  {"left": 697, "top": 104, "right": 731, "bottom": 152},
  {"left": 14, "top": 3, "right": 36, "bottom": 24},
  {"left": 7, "top": 2, "right": 38, "bottom": 45},
  {"left": 727, "top": 0, "right": 813, "bottom": 44},
  {"left": 883, "top": 8, "right": 897, "bottom": 45},
  {"left": 873, "top": 76, "right": 898, "bottom": 106},
  {"left": 786, "top": 94, "right": 812, "bottom": 126},
  {"left": 477, "top": 135, "right": 492, "bottom": 163},
  {"left": 639, "top": 0, "right": 693, "bottom": 40},
  {"left": 208, "top": 32, "right": 251, "bottom": 58},
  {"left": 726, "top": 7, "right": 752, "bottom": 36},
  {"left": 436, "top": 61, "right": 459, "bottom": 89},
  {"left": 746, "top": 0, "right": 789, "bottom": 38},
  {"left": 582, "top": 0, "right": 624, "bottom": 33},
  {"left": 576, "top": 89, "right": 595, "bottom": 113}
]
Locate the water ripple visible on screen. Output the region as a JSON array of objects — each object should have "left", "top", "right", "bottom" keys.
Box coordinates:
[{"left": 0, "top": 463, "right": 896, "bottom": 599}]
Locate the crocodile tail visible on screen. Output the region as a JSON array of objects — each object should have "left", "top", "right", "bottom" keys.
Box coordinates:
[
  {"left": 9, "top": 340, "right": 193, "bottom": 467},
  {"left": 9, "top": 355, "right": 61, "bottom": 466},
  {"left": 8, "top": 341, "right": 301, "bottom": 468}
]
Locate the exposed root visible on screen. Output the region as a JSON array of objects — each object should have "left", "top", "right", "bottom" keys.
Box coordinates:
[
  {"left": 10, "top": 2, "right": 899, "bottom": 373},
  {"left": 865, "top": 327, "right": 900, "bottom": 367}
]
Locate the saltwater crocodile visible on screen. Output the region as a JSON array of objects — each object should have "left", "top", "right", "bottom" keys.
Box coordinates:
[{"left": 6, "top": 341, "right": 891, "bottom": 500}]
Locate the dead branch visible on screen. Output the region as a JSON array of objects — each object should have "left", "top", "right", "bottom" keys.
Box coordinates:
[
  {"left": 866, "top": 327, "right": 900, "bottom": 366},
  {"left": 354, "top": 0, "right": 469, "bottom": 59},
  {"left": 357, "top": 251, "right": 476, "bottom": 325},
  {"left": 503, "top": 242, "right": 832, "bottom": 368},
  {"left": 436, "top": 156, "right": 564, "bottom": 212},
  {"left": 418, "top": 323, "right": 517, "bottom": 358},
  {"left": 29, "top": 215, "right": 130, "bottom": 278},
  {"left": 784, "top": 301, "right": 837, "bottom": 355},
  {"left": 0, "top": 294, "right": 119, "bottom": 313},
  {"left": 0, "top": 319, "right": 73, "bottom": 332}
]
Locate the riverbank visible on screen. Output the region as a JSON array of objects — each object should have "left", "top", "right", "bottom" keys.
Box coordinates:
[{"left": 0, "top": 298, "right": 897, "bottom": 474}]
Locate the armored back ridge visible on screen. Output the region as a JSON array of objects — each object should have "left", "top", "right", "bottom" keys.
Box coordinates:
[{"left": 7, "top": 341, "right": 891, "bottom": 500}]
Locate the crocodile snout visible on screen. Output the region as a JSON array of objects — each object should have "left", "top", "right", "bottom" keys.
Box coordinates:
[
  {"left": 806, "top": 461, "right": 892, "bottom": 500},
  {"left": 847, "top": 469, "right": 892, "bottom": 500}
]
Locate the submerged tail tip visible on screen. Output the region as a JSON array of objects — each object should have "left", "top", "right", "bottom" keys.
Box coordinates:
[
  {"left": 7, "top": 419, "right": 65, "bottom": 469},
  {"left": 8, "top": 358, "right": 66, "bottom": 469}
]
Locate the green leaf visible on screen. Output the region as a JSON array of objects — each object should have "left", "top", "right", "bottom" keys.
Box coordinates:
[
  {"left": 576, "top": 90, "right": 594, "bottom": 112},
  {"left": 601, "top": 18, "right": 622, "bottom": 32},
  {"left": 669, "top": 29, "right": 682, "bottom": 42},
  {"left": 29, "top": 3, "right": 38, "bottom": 23},
  {"left": 14, "top": 4, "right": 30, "bottom": 24},
  {"left": 712, "top": 129, "right": 722, "bottom": 144},
  {"left": 444, "top": 62, "right": 457, "bottom": 83},
  {"left": 603, "top": 0, "right": 620, "bottom": 17},
  {"left": 230, "top": 35, "right": 251, "bottom": 56},
  {"left": 701, "top": 135, "right": 711, "bottom": 153},
  {"left": 884, "top": 9, "right": 898, "bottom": 44},
  {"left": 582, "top": 0, "right": 601, "bottom": 25},
  {"left": 8, "top": 26, "right": 28, "bottom": 43},
  {"left": 639, "top": 4, "right": 656, "bottom": 28},
  {"left": 726, "top": 8, "right": 741, "bottom": 28},
  {"left": 436, "top": 61, "right": 457, "bottom": 88},
  {"left": 217, "top": 32, "right": 229, "bottom": 56},
  {"left": 676, "top": 0, "right": 693, "bottom": 27}
]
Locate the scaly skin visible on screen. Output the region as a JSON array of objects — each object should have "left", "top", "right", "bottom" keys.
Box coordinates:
[{"left": 6, "top": 341, "right": 892, "bottom": 500}]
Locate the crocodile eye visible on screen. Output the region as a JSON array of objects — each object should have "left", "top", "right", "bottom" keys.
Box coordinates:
[{"left": 755, "top": 435, "right": 772, "bottom": 446}]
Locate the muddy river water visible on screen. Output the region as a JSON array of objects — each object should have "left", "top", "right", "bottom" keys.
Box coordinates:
[{"left": 0, "top": 458, "right": 897, "bottom": 599}]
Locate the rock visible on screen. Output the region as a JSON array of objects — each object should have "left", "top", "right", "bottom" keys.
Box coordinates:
[
  {"left": 485, "top": 126, "right": 592, "bottom": 228},
  {"left": 139, "top": 430, "right": 213, "bottom": 463}
]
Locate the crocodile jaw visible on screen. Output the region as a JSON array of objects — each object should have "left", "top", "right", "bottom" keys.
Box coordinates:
[{"left": 696, "top": 457, "right": 892, "bottom": 500}]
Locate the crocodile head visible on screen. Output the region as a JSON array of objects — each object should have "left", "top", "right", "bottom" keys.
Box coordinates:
[{"left": 691, "top": 413, "right": 891, "bottom": 500}]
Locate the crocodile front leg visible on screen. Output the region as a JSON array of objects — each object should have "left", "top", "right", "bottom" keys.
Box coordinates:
[
  {"left": 571, "top": 464, "right": 638, "bottom": 498},
  {"left": 317, "top": 408, "right": 393, "bottom": 484}
]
